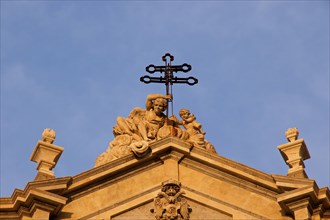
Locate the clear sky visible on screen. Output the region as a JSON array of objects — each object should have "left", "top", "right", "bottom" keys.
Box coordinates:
[{"left": 1, "top": 1, "right": 329, "bottom": 197}]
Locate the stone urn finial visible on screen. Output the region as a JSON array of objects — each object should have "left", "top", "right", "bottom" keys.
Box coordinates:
[
  {"left": 42, "top": 128, "right": 56, "bottom": 144},
  {"left": 278, "top": 127, "right": 310, "bottom": 178},
  {"left": 285, "top": 127, "right": 299, "bottom": 142},
  {"left": 30, "top": 128, "right": 63, "bottom": 180}
]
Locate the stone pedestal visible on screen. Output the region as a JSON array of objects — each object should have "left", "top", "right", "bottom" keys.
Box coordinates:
[
  {"left": 278, "top": 128, "right": 310, "bottom": 178},
  {"left": 30, "top": 128, "right": 64, "bottom": 180}
]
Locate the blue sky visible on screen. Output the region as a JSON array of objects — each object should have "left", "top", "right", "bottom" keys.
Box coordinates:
[{"left": 1, "top": 1, "right": 329, "bottom": 197}]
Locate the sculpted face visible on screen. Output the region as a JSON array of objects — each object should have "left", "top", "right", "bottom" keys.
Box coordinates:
[
  {"left": 179, "top": 109, "right": 190, "bottom": 119},
  {"left": 153, "top": 98, "right": 167, "bottom": 114},
  {"left": 180, "top": 112, "right": 189, "bottom": 119},
  {"left": 162, "top": 184, "right": 180, "bottom": 196}
]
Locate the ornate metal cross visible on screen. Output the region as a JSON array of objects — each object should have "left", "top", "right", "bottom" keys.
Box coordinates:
[
  {"left": 140, "top": 53, "right": 198, "bottom": 115},
  {"left": 140, "top": 53, "right": 198, "bottom": 96}
]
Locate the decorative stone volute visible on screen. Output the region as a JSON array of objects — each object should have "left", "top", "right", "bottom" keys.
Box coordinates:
[
  {"left": 30, "top": 128, "right": 64, "bottom": 181},
  {"left": 278, "top": 128, "right": 310, "bottom": 178}
]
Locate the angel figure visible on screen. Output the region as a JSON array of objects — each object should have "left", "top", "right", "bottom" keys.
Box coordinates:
[
  {"left": 114, "top": 94, "right": 172, "bottom": 141},
  {"left": 177, "top": 108, "right": 205, "bottom": 136}
]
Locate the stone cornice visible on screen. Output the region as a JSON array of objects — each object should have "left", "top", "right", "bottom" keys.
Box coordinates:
[
  {"left": 272, "top": 174, "right": 316, "bottom": 191},
  {"left": 0, "top": 177, "right": 70, "bottom": 219},
  {"left": 64, "top": 137, "right": 281, "bottom": 197},
  {"left": 180, "top": 158, "right": 279, "bottom": 200},
  {"left": 318, "top": 187, "right": 330, "bottom": 207},
  {"left": 0, "top": 188, "right": 68, "bottom": 219},
  {"left": 189, "top": 144, "right": 279, "bottom": 191},
  {"left": 66, "top": 160, "right": 163, "bottom": 200},
  {"left": 0, "top": 177, "right": 71, "bottom": 203},
  {"left": 150, "top": 136, "right": 192, "bottom": 154},
  {"left": 182, "top": 186, "right": 271, "bottom": 219},
  {"left": 65, "top": 137, "right": 191, "bottom": 195},
  {"left": 80, "top": 186, "right": 159, "bottom": 219},
  {"left": 66, "top": 154, "right": 141, "bottom": 194},
  {"left": 277, "top": 185, "right": 319, "bottom": 205},
  {"left": 276, "top": 184, "right": 330, "bottom": 217}
]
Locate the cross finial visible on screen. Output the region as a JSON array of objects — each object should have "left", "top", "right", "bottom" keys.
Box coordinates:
[
  {"left": 140, "top": 53, "right": 198, "bottom": 92},
  {"left": 162, "top": 53, "right": 174, "bottom": 64},
  {"left": 140, "top": 53, "right": 198, "bottom": 115}
]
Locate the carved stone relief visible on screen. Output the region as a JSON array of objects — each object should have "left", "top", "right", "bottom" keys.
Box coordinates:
[{"left": 151, "top": 179, "right": 192, "bottom": 220}]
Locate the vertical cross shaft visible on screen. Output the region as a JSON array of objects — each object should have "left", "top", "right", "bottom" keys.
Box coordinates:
[{"left": 162, "top": 53, "right": 174, "bottom": 98}]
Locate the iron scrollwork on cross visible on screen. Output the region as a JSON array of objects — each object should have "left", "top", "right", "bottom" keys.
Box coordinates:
[
  {"left": 140, "top": 53, "right": 198, "bottom": 94},
  {"left": 140, "top": 53, "right": 198, "bottom": 117},
  {"left": 151, "top": 179, "right": 192, "bottom": 220}
]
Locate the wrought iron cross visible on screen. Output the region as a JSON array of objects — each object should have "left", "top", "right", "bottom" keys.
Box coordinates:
[{"left": 140, "top": 53, "right": 198, "bottom": 115}]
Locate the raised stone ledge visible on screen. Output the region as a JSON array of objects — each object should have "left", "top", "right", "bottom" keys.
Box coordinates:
[{"left": 0, "top": 178, "right": 70, "bottom": 219}]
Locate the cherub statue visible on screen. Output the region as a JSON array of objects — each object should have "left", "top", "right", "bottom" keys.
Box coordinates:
[{"left": 177, "top": 108, "right": 205, "bottom": 136}]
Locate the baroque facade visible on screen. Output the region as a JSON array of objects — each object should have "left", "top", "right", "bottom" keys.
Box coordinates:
[{"left": 1, "top": 94, "right": 329, "bottom": 220}]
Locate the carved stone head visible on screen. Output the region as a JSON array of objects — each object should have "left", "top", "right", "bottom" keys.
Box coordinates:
[
  {"left": 153, "top": 98, "right": 168, "bottom": 114},
  {"left": 161, "top": 179, "right": 181, "bottom": 196},
  {"left": 179, "top": 108, "right": 190, "bottom": 119}
]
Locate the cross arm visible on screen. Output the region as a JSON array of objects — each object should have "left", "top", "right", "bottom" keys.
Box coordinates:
[
  {"left": 146, "top": 63, "right": 191, "bottom": 74},
  {"left": 140, "top": 75, "right": 198, "bottom": 86}
]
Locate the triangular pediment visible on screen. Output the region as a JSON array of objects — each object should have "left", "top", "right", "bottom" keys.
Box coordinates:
[
  {"left": 2, "top": 137, "right": 329, "bottom": 219},
  {"left": 63, "top": 137, "right": 280, "bottom": 197},
  {"left": 51, "top": 137, "right": 290, "bottom": 219}
]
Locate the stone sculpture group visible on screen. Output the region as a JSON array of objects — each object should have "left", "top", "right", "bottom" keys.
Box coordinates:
[{"left": 95, "top": 94, "right": 216, "bottom": 167}]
